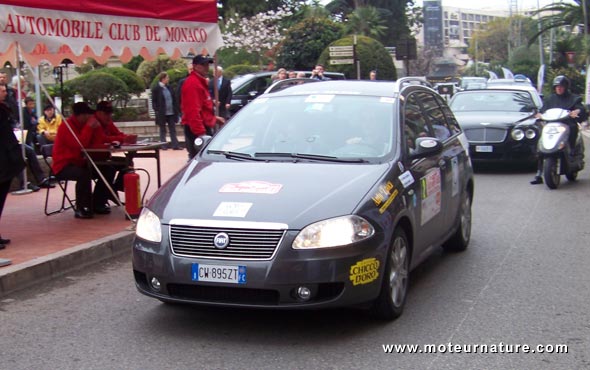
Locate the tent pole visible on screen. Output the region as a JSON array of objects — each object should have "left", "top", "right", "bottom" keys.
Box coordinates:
[{"left": 11, "top": 42, "right": 33, "bottom": 195}]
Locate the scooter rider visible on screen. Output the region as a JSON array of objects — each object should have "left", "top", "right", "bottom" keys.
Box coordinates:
[{"left": 530, "top": 75, "right": 587, "bottom": 184}]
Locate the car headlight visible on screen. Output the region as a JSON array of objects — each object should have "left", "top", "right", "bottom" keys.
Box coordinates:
[
  {"left": 511, "top": 128, "right": 524, "bottom": 141},
  {"left": 525, "top": 128, "right": 536, "bottom": 139},
  {"left": 292, "top": 215, "right": 375, "bottom": 249},
  {"left": 135, "top": 208, "right": 162, "bottom": 242}
]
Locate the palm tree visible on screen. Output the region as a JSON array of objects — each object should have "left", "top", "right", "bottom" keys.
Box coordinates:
[
  {"left": 344, "top": 6, "right": 387, "bottom": 38},
  {"left": 532, "top": 0, "right": 588, "bottom": 39}
]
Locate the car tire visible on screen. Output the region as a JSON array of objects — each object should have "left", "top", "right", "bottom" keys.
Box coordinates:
[
  {"left": 371, "top": 227, "right": 410, "bottom": 321},
  {"left": 442, "top": 190, "right": 472, "bottom": 252}
]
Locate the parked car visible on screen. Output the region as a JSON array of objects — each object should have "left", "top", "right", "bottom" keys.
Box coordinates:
[
  {"left": 459, "top": 77, "right": 487, "bottom": 91},
  {"left": 229, "top": 71, "right": 345, "bottom": 116},
  {"left": 132, "top": 78, "right": 474, "bottom": 321},
  {"left": 448, "top": 87, "right": 542, "bottom": 163}
]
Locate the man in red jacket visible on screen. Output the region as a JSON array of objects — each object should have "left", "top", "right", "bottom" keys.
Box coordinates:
[
  {"left": 95, "top": 100, "right": 134, "bottom": 196},
  {"left": 52, "top": 102, "right": 116, "bottom": 219},
  {"left": 181, "top": 55, "right": 225, "bottom": 158}
]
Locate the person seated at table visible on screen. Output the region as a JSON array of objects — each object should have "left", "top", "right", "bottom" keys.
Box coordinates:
[
  {"left": 37, "top": 103, "right": 63, "bottom": 146},
  {"left": 52, "top": 102, "right": 117, "bottom": 219},
  {"left": 95, "top": 100, "right": 135, "bottom": 196},
  {"left": 95, "top": 101, "right": 137, "bottom": 144}
]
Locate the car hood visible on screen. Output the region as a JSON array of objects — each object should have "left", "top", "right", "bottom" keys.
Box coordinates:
[
  {"left": 149, "top": 160, "right": 390, "bottom": 229},
  {"left": 453, "top": 111, "right": 536, "bottom": 128}
]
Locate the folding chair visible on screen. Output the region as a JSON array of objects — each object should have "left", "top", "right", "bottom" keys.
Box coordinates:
[{"left": 40, "top": 144, "right": 76, "bottom": 216}]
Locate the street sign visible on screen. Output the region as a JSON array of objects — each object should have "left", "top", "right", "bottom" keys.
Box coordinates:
[
  {"left": 330, "top": 59, "right": 354, "bottom": 65},
  {"left": 329, "top": 46, "right": 353, "bottom": 52},
  {"left": 329, "top": 51, "right": 354, "bottom": 57}
]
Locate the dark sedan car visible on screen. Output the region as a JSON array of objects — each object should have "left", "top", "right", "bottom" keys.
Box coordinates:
[
  {"left": 229, "top": 70, "right": 345, "bottom": 115},
  {"left": 133, "top": 78, "right": 474, "bottom": 321},
  {"left": 448, "top": 88, "right": 542, "bottom": 163}
]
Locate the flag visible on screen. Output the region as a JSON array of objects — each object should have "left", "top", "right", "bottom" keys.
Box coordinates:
[
  {"left": 537, "top": 64, "right": 545, "bottom": 95},
  {"left": 501, "top": 67, "right": 514, "bottom": 79}
]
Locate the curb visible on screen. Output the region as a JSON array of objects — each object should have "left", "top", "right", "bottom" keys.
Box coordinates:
[{"left": 0, "top": 230, "right": 135, "bottom": 298}]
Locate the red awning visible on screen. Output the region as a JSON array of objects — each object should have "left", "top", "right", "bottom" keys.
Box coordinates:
[{"left": 0, "top": 0, "right": 223, "bottom": 65}]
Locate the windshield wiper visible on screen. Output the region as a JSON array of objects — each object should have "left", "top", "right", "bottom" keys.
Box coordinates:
[
  {"left": 254, "top": 152, "right": 368, "bottom": 163},
  {"left": 207, "top": 150, "right": 265, "bottom": 161}
]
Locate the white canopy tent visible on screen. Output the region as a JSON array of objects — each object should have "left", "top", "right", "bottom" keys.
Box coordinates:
[{"left": 0, "top": 0, "right": 223, "bottom": 212}]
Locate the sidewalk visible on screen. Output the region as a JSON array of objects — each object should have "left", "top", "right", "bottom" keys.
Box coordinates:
[{"left": 0, "top": 148, "right": 190, "bottom": 297}]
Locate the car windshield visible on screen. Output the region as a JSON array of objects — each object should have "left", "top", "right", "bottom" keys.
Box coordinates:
[
  {"left": 450, "top": 91, "right": 536, "bottom": 112},
  {"left": 206, "top": 94, "right": 396, "bottom": 161}
]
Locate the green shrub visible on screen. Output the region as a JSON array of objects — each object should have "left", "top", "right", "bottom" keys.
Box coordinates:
[{"left": 113, "top": 107, "right": 139, "bottom": 121}]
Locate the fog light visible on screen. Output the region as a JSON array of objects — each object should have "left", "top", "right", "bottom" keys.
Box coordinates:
[
  {"left": 296, "top": 286, "right": 311, "bottom": 301},
  {"left": 525, "top": 129, "right": 536, "bottom": 139},
  {"left": 150, "top": 277, "right": 161, "bottom": 291}
]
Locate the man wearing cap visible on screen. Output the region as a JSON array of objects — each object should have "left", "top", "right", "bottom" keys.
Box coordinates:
[
  {"left": 181, "top": 55, "right": 225, "bottom": 158},
  {"left": 95, "top": 101, "right": 134, "bottom": 143},
  {"left": 37, "top": 103, "right": 63, "bottom": 146},
  {"left": 52, "top": 102, "right": 116, "bottom": 218}
]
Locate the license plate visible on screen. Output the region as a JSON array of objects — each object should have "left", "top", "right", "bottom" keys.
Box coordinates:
[
  {"left": 475, "top": 145, "right": 493, "bottom": 153},
  {"left": 191, "top": 264, "right": 246, "bottom": 284}
]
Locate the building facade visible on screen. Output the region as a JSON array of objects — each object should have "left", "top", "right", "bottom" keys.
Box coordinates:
[{"left": 420, "top": 1, "right": 509, "bottom": 62}]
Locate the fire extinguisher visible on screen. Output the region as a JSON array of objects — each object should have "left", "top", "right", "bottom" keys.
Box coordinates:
[{"left": 124, "top": 168, "right": 142, "bottom": 219}]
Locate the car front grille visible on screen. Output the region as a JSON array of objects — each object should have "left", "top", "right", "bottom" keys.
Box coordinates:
[
  {"left": 463, "top": 127, "right": 507, "bottom": 143},
  {"left": 169, "top": 220, "right": 286, "bottom": 260}
]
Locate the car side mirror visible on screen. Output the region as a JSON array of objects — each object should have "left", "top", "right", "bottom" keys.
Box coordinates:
[
  {"left": 193, "top": 135, "right": 212, "bottom": 153},
  {"left": 248, "top": 91, "right": 258, "bottom": 98},
  {"left": 409, "top": 137, "right": 443, "bottom": 160}
]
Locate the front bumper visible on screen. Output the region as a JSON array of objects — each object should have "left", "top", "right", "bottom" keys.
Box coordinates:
[
  {"left": 469, "top": 141, "right": 537, "bottom": 163},
  {"left": 132, "top": 228, "right": 389, "bottom": 309}
]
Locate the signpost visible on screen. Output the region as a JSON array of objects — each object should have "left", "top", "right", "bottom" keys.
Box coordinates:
[{"left": 329, "top": 46, "right": 355, "bottom": 66}]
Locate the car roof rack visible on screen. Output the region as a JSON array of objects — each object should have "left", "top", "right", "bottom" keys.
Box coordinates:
[
  {"left": 395, "top": 77, "right": 433, "bottom": 90},
  {"left": 264, "top": 78, "right": 320, "bottom": 94}
]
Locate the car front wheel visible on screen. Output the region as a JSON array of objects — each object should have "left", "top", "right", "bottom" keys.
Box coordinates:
[{"left": 371, "top": 227, "right": 410, "bottom": 321}]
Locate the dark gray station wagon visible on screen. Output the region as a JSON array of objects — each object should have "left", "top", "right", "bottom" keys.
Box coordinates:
[{"left": 133, "top": 78, "right": 475, "bottom": 320}]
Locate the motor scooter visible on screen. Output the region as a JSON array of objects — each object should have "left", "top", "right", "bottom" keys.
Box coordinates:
[{"left": 536, "top": 108, "right": 585, "bottom": 189}]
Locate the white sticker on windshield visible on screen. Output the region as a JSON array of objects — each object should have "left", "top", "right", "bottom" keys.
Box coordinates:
[
  {"left": 305, "top": 95, "right": 334, "bottom": 103},
  {"left": 213, "top": 202, "right": 253, "bottom": 218},
  {"left": 379, "top": 97, "right": 395, "bottom": 104}
]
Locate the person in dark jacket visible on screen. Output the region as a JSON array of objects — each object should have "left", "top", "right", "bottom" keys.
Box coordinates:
[
  {"left": 208, "top": 65, "right": 233, "bottom": 123},
  {"left": 151, "top": 72, "right": 181, "bottom": 150},
  {"left": 0, "top": 87, "right": 26, "bottom": 249},
  {"left": 0, "top": 71, "right": 18, "bottom": 127},
  {"left": 530, "top": 75, "right": 587, "bottom": 184},
  {"left": 22, "top": 96, "right": 38, "bottom": 148}
]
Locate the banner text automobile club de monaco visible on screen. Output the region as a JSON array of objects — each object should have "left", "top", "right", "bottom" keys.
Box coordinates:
[
  {"left": 0, "top": 1, "right": 223, "bottom": 62},
  {"left": 2, "top": 12, "right": 208, "bottom": 43}
]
